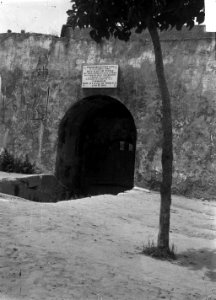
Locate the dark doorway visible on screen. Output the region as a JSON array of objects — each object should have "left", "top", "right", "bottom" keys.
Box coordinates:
[{"left": 55, "top": 96, "right": 136, "bottom": 197}]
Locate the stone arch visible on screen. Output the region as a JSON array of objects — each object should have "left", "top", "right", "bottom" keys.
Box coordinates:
[{"left": 55, "top": 95, "right": 137, "bottom": 197}]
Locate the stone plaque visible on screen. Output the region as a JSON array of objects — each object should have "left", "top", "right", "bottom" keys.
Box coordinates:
[{"left": 82, "top": 65, "right": 118, "bottom": 88}]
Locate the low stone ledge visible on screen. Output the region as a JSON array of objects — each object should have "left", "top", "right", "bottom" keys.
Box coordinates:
[{"left": 0, "top": 174, "right": 69, "bottom": 202}]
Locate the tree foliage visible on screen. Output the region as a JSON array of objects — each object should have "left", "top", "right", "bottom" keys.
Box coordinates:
[{"left": 67, "top": 0, "right": 204, "bottom": 42}]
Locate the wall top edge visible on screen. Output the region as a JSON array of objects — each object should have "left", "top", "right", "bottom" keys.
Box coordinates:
[{"left": 0, "top": 25, "right": 214, "bottom": 44}]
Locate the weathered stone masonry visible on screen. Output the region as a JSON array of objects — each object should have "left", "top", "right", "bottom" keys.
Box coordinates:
[{"left": 0, "top": 26, "right": 216, "bottom": 197}]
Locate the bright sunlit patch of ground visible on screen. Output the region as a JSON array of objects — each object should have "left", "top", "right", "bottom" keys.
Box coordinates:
[{"left": 0, "top": 187, "right": 215, "bottom": 299}]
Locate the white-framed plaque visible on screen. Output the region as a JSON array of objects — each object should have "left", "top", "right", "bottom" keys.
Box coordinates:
[{"left": 82, "top": 64, "right": 118, "bottom": 88}]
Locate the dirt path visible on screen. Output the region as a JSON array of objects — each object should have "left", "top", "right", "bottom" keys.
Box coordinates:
[{"left": 0, "top": 189, "right": 215, "bottom": 299}]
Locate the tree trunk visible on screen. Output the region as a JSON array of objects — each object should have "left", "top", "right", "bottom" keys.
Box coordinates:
[{"left": 147, "top": 20, "right": 173, "bottom": 250}]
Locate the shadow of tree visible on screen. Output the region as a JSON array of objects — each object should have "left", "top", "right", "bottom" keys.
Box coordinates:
[{"left": 176, "top": 248, "right": 216, "bottom": 282}]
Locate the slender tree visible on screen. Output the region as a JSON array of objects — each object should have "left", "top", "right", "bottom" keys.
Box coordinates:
[{"left": 66, "top": 0, "right": 204, "bottom": 252}]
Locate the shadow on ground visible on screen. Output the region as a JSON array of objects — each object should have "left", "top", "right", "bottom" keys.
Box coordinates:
[{"left": 176, "top": 248, "right": 216, "bottom": 282}]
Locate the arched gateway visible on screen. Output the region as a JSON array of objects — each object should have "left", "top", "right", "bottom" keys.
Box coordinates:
[{"left": 55, "top": 96, "right": 136, "bottom": 197}]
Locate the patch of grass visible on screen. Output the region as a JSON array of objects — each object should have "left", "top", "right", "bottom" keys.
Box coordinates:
[{"left": 142, "top": 240, "right": 177, "bottom": 261}]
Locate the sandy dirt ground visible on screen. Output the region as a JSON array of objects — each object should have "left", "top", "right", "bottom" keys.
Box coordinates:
[{"left": 0, "top": 186, "right": 216, "bottom": 300}]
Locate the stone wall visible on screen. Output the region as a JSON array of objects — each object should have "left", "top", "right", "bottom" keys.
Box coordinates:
[{"left": 0, "top": 26, "right": 216, "bottom": 197}]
